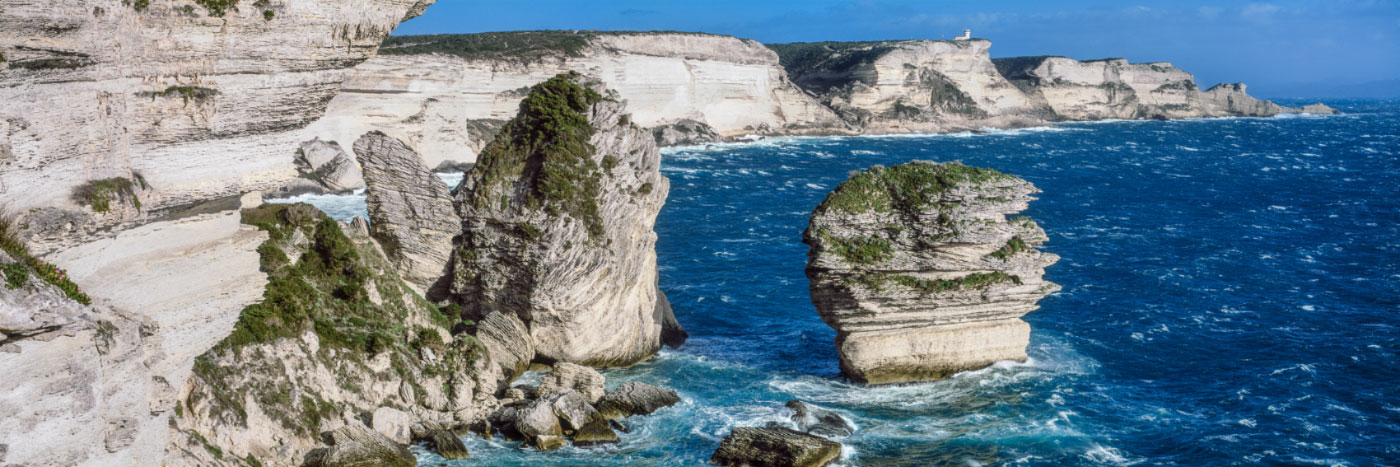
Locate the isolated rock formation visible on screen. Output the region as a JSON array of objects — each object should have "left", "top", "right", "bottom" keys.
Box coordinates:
[
  {"left": 1200, "top": 83, "right": 1337, "bottom": 116},
  {"left": 306, "top": 31, "right": 848, "bottom": 168},
  {"left": 804, "top": 161, "right": 1060, "bottom": 384},
  {"left": 710, "top": 426, "right": 843, "bottom": 467},
  {"left": 281, "top": 138, "right": 366, "bottom": 195},
  {"left": 652, "top": 119, "right": 722, "bottom": 147},
  {"left": 354, "top": 131, "right": 460, "bottom": 295},
  {"left": 450, "top": 72, "right": 685, "bottom": 367}
]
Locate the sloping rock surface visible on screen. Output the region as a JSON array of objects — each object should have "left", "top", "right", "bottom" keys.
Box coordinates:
[{"left": 710, "top": 426, "right": 842, "bottom": 467}]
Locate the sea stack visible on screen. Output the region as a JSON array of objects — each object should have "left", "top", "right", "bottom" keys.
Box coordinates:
[
  {"left": 803, "top": 161, "right": 1060, "bottom": 384},
  {"left": 450, "top": 72, "right": 684, "bottom": 367}
]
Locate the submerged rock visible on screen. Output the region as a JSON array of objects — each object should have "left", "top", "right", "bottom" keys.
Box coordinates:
[
  {"left": 710, "top": 426, "right": 842, "bottom": 467},
  {"left": 803, "top": 161, "right": 1060, "bottom": 384},
  {"left": 354, "top": 131, "right": 461, "bottom": 296},
  {"left": 596, "top": 382, "right": 682, "bottom": 419},
  {"left": 450, "top": 72, "right": 682, "bottom": 367},
  {"left": 786, "top": 401, "right": 856, "bottom": 438},
  {"left": 304, "top": 424, "right": 416, "bottom": 467}
]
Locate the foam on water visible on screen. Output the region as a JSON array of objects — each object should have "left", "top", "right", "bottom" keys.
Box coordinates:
[{"left": 294, "top": 100, "right": 1400, "bottom": 465}]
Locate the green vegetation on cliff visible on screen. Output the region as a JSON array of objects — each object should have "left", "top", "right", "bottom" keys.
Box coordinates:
[
  {"left": 71, "top": 174, "right": 147, "bottom": 214},
  {"left": 382, "top": 31, "right": 592, "bottom": 62},
  {"left": 843, "top": 271, "right": 1021, "bottom": 294},
  {"left": 469, "top": 72, "right": 609, "bottom": 240},
  {"left": 0, "top": 211, "right": 91, "bottom": 304},
  {"left": 815, "top": 162, "right": 1011, "bottom": 215}
]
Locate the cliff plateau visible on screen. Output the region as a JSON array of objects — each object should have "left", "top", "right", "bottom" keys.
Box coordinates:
[{"left": 804, "top": 161, "right": 1060, "bottom": 384}]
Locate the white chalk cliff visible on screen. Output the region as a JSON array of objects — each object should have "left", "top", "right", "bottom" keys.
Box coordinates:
[{"left": 303, "top": 31, "right": 848, "bottom": 170}]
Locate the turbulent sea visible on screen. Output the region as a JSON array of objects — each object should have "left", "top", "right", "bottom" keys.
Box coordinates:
[{"left": 280, "top": 100, "right": 1400, "bottom": 466}]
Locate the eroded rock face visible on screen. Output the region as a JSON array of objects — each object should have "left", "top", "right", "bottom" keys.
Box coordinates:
[
  {"left": 538, "top": 362, "right": 607, "bottom": 404},
  {"left": 450, "top": 73, "right": 683, "bottom": 367},
  {"left": 710, "top": 426, "right": 842, "bottom": 467},
  {"left": 596, "top": 381, "right": 682, "bottom": 419},
  {"left": 652, "top": 119, "right": 722, "bottom": 147},
  {"left": 804, "top": 161, "right": 1060, "bottom": 384},
  {"left": 0, "top": 0, "right": 435, "bottom": 215},
  {"left": 1201, "top": 83, "right": 1337, "bottom": 116},
  {"left": 354, "top": 131, "right": 461, "bottom": 296},
  {"left": 281, "top": 138, "right": 365, "bottom": 195},
  {"left": 305, "top": 31, "right": 848, "bottom": 168},
  {"left": 304, "top": 424, "right": 416, "bottom": 467}
]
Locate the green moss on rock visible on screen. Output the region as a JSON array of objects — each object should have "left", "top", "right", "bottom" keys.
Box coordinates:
[{"left": 71, "top": 176, "right": 146, "bottom": 213}]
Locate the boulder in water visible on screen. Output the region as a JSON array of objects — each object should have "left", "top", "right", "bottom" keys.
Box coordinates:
[
  {"left": 303, "top": 424, "right": 416, "bottom": 467},
  {"left": 786, "top": 400, "right": 856, "bottom": 438},
  {"left": 596, "top": 381, "right": 681, "bottom": 419},
  {"left": 710, "top": 426, "right": 841, "bottom": 467},
  {"left": 537, "top": 362, "right": 606, "bottom": 404}
]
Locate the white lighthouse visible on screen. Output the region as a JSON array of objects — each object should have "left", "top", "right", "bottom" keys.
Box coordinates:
[{"left": 955, "top": 29, "right": 972, "bottom": 41}]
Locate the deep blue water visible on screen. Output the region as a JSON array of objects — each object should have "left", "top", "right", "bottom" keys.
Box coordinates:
[{"left": 310, "top": 101, "right": 1400, "bottom": 466}]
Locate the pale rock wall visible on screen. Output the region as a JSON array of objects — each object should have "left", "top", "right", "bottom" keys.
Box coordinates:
[
  {"left": 0, "top": 0, "right": 434, "bottom": 214},
  {"left": 304, "top": 32, "right": 846, "bottom": 169}
]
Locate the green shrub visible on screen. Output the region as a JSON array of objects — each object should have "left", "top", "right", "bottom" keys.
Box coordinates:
[
  {"left": 816, "top": 228, "right": 893, "bottom": 265},
  {"left": 2, "top": 263, "right": 26, "bottom": 289},
  {"left": 844, "top": 271, "right": 1020, "bottom": 294},
  {"left": 0, "top": 209, "right": 90, "bottom": 304},
  {"left": 195, "top": 0, "right": 239, "bottom": 17},
  {"left": 602, "top": 155, "right": 618, "bottom": 171},
  {"left": 71, "top": 177, "right": 142, "bottom": 213},
  {"left": 988, "top": 236, "right": 1029, "bottom": 260},
  {"left": 637, "top": 182, "right": 654, "bottom": 195},
  {"left": 816, "top": 162, "right": 1010, "bottom": 215}
]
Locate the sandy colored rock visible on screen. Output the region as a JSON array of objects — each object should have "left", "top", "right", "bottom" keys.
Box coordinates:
[
  {"left": 372, "top": 407, "right": 415, "bottom": 445},
  {"left": 450, "top": 73, "right": 682, "bottom": 367},
  {"left": 304, "top": 424, "right": 416, "bottom": 467},
  {"left": 354, "top": 131, "right": 460, "bottom": 295},
  {"left": 596, "top": 382, "right": 682, "bottom": 419},
  {"left": 538, "top": 362, "right": 607, "bottom": 404},
  {"left": 804, "top": 161, "right": 1060, "bottom": 384},
  {"left": 283, "top": 138, "right": 366, "bottom": 195},
  {"left": 514, "top": 399, "right": 566, "bottom": 450}
]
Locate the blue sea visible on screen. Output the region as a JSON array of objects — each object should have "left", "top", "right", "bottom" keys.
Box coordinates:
[{"left": 287, "top": 100, "right": 1400, "bottom": 466}]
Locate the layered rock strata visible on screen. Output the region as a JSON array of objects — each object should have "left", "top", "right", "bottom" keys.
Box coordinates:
[
  {"left": 280, "top": 138, "right": 366, "bottom": 195},
  {"left": 711, "top": 427, "right": 843, "bottom": 467},
  {"left": 0, "top": 0, "right": 434, "bottom": 214},
  {"left": 449, "top": 72, "right": 685, "bottom": 367},
  {"left": 993, "top": 56, "right": 1337, "bottom": 119},
  {"left": 354, "top": 131, "right": 461, "bottom": 296},
  {"left": 804, "top": 161, "right": 1060, "bottom": 384},
  {"left": 304, "top": 31, "right": 848, "bottom": 169},
  {"left": 769, "top": 39, "right": 1051, "bottom": 132}
]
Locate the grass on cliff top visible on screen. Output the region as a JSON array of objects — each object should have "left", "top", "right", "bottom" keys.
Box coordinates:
[
  {"left": 0, "top": 209, "right": 91, "bottom": 304},
  {"left": 380, "top": 30, "right": 729, "bottom": 62},
  {"left": 816, "top": 162, "right": 1012, "bottom": 215},
  {"left": 468, "top": 72, "right": 609, "bottom": 241}
]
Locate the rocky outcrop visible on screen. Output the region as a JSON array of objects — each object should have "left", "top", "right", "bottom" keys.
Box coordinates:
[
  {"left": 995, "top": 57, "right": 1338, "bottom": 119},
  {"left": 304, "top": 424, "right": 416, "bottom": 467},
  {"left": 421, "top": 428, "right": 470, "bottom": 459},
  {"left": 280, "top": 138, "right": 366, "bottom": 195},
  {"left": 786, "top": 401, "right": 856, "bottom": 438},
  {"left": 770, "top": 39, "right": 1050, "bottom": 133},
  {"left": 537, "top": 362, "right": 607, "bottom": 404},
  {"left": 596, "top": 381, "right": 682, "bottom": 419},
  {"left": 304, "top": 31, "right": 848, "bottom": 169},
  {"left": 803, "top": 161, "right": 1060, "bottom": 384},
  {"left": 1200, "top": 83, "right": 1337, "bottom": 117},
  {"left": 0, "top": 0, "right": 435, "bottom": 218},
  {"left": 710, "top": 426, "right": 843, "bottom": 467},
  {"left": 171, "top": 204, "right": 501, "bottom": 466},
  {"left": 652, "top": 119, "right": 722, "bottom": 147},
  {"left": 353, "top": 131, "right": 460, "bottom": 296},
  {"left": 449, "top": 72, "right": 684, "bottom": 367}
]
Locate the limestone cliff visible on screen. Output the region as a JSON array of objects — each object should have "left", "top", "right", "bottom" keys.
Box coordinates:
[
  {"left": 354, "top": 131, "right": 460, "bottom": 296},
  {"left": 449, "top": 72, "right": 684, "bottom": 368},
  {"left": 995, "top": 57, "right": 1338, "bottom": 119},
  {"left": 0, "top": 0, "right": 433, "bottom": 217},
  {"left": 804, "top": 161, "right": 1060, "bottom": 384},
  {"left": 304, "top": 31, "right": 848, "bottom": 170},
  {"left": 769, "top": 39, "right": 1050, "bottom": 133}
]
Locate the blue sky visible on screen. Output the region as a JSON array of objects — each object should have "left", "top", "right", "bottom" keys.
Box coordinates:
[{"left": 395, "top": 1, "right": 1400, "bottom": 97}]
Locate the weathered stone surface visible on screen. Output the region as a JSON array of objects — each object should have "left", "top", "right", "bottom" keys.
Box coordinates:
[
  {"left": 804, "top": 161, "right": 1060, "bottom": 384},
  {"left": 546, "top": 390, "right": 602, "bottom": 431},
  {"left": 538, "top": 362, "right": 607, "bottom": 404},
  {"left": 596, "top": 382, "right": 682, "bottom": 419},
  {"left": 422, "top": 429, "right": 469, "bottom": 460},
  {"left": 572, "top": 419, "right": 621, "bottom": 446},
  {"left": 304, "top": 424, "right": 416, "bottom": 467},
  {"left": 475, "top": 311, "right": 536, "bottom": 387},
  {"left": 353, "top": 131, "right": 460, "bottom": 296},
  {"left": 786, "top": 401, "right": 856, "bottom": 438},
  {"left": 372, "top": 407, "right": 415, "bottom": 445},
  {"left": 306, "top": 32, "right": 847, "bottom": 168},
  {"left": 657, "top": 289, "right": 688, "bottom": 348},
  {"left": 0, "top": 0, "right": 436, "bottom": 216},
  {"left": 710, "top": 426, "right": 842, "bottom": 467},
  {"left": 450, "top": 73, "right": 683, "bottom": 367},
  {"left": 1200, "top": 83, "right": 1337, "bottom": 117},
  {"left": 514, "top": 399, "right": 566, "bottom": 450},
  {"left": 282, "top": 138, "right": 365, "bottom": 195}
]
